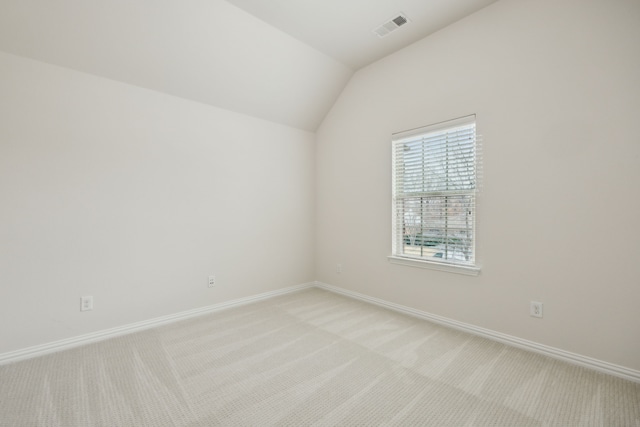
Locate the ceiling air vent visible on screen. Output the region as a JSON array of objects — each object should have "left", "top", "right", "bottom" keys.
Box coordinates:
[{"left": 372, "top": 13, "right": 410, "bottom": 38}]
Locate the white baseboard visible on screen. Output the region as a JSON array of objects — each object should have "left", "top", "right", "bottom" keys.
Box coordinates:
[
  {"left": 0, "top": 282, "right": 315, "bottom": 366},
  {"left": 315, "top": 281, "right": 640, "bottom": 384},
  {"left": 3, "top": 280, "right": 638, "bottom": 384}
]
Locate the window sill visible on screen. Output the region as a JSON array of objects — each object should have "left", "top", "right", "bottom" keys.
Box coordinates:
[{"left": 387, "top": 256, "right": 481, "bottom": 276}]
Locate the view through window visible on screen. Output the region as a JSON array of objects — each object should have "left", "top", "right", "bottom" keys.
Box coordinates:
[{"left": 391, "top": 115, "right": 479, "bottom": 267}]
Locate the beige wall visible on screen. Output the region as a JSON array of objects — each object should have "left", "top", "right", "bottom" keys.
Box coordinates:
[
  {"left": 0, "top": 52, "right": 316, "bottom": 354},
  {"left": 316, "top": 0, "right": 640, "bottom": 370},
  {"left": 2, "top": 0, "right": 639, "bottom": 374}
]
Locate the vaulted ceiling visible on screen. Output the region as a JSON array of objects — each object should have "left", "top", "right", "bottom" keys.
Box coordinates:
[
  {"left": 0, "top": 0, "right": 497, "bottom": 131},
  {"left": 227, "top": 0, "right": 498, "bottom": 70}
]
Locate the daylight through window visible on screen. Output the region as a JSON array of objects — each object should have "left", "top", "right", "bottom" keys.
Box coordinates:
[{"left": 391, "top": 115, "right": 479, "bottom": 269}]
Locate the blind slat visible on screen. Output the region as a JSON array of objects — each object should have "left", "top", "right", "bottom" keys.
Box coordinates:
[{"left": 391, "top": 116, "right": 478, "bottom": 267}]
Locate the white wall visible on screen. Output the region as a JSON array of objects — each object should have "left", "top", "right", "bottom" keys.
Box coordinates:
[
  {"left": 0, "top": 52, "right": 316, "bottom": 354},
  {"left": 316, "top": 0, "right": 640, "bottom": 371},
  {"left": 0, "top": 0, "right": 353, "bottom": 131}
]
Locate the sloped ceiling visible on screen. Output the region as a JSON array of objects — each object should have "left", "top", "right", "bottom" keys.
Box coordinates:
[
  {"left": 226, "top": 0, "right": 498, "bottom": 70},
  {"left": 0, "top": 0, "right": 497, "bottom": 131},
  {"left": 0, "top": 0, "right": 352, "bottom": 131}
]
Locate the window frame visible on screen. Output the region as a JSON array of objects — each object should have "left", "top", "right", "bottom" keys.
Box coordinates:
[{"left": 388, "top": 115, "right": 481, "bottom": 276}]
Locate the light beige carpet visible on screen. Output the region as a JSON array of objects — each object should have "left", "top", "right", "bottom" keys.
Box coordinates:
[{"left": 0, "top": 288, "right": 638, "bottom": 426}]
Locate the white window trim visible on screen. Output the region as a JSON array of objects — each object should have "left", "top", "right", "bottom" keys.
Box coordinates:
[
  {"left": 391, "top": 115, "right": 481, "bottom": 274},
  {"left": 387, "top": 255, "right": 480, "bottom": 276}
]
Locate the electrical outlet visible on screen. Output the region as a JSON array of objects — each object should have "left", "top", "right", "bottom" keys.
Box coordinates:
[
  {"left": 530, "top": 301, "right": 543, "bottom": 318},
  {"left": 80, "top": 296, "right": 93, "bottom": 312},
  {"left": 336, "top": 264, "right": 343, "bottom": 274},
  {"left": 208, "top": 275, "right": 216, "bottom": 288}
]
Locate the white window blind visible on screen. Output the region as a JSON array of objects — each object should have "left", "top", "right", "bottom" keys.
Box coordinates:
[{"left": 391, "top": 115, "right": 479, "bottom": 269}]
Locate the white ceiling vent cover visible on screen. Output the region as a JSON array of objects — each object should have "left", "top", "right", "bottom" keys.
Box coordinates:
[{"left": 372, "top": 13, "right": 410, "bottom": 38}]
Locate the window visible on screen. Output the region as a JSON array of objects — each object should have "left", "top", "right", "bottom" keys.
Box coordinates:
[{"left": 389, "top": 115, "right": 480, "bottom": 275}]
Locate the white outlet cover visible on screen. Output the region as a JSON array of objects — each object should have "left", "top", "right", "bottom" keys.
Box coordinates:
[
  {"left": 81, "top": 296, "right": 93, "bottom": 311},
  {"left": 530, "top": 301, "right": 543, "bottom": 318}
]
